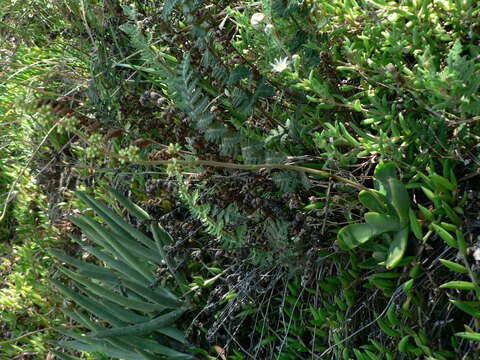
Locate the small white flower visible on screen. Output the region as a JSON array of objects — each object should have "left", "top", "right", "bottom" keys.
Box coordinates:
[
  {"left": 250, "top": 13, "right": 265, "bottom": 29},
  {"left": 473, "top": 247, "right": 480, "bottom": 261},
  {"left": 264, "top": 24, "right": 274, "bottom": 35},
  {"left": 271, "top": 57, "right": 290, "bottom": 73}
]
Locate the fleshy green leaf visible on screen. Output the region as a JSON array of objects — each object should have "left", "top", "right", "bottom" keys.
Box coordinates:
[
  {"left": 439, "top": 259, "right": 468, "bottom": 274},
  {"left": 359, "top": 190, "right": 389, "bottom": 213},
  {"left": 440, "top": 281, "right": 476, "bottom": 291},
  {"left": 386, "top": 227, "right": 409, "bottom": 270},
  {"left": 455, "top": 332, "right": 480, "bottom": 341},
  {"left": 364, "top": 212, "right": 402, "bottom": 232},
  {"left": 450, "top": 300, "right": 480, "bottom": 317},
  {"left": 337, "top": 223, "right": 383, "bottom": 250}
]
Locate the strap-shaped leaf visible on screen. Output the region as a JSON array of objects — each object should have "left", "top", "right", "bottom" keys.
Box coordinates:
[
  {"left": 129, "top": 337, "right": 193, "bottom": 358},
  {"left": 69, "top": 216, "right": 116, "bottom": 254},
  {"left": 120, "top": 277, "right": 183, "bottom": 308},
  {"left": 62, "top": 310, "right": 157, "bottom": 356},
  {"left": 97, "top": 298, "right": 149, "bottom": 324},
  {"left": 150, "top": 223, "right": 174, "bottom": 245},
  {"left": 152, "top": 224, "right": 187, "bottom": 287},
  {"left": 107, "top": 186, "right": 152, "bottom": 221},
  {"left": 79, "top": 214, "right": 155, "bottom": 283},
  {"left": 59, "top": 267, "right": 166, "bottom": 312},
  {"left": 109, "top": 229, "right": 165, "bottom": 265},
  {"left": 450, "top": 300, "right": 480, "bottom": 318},
  {"left": 51, "top": 279, "right": 128, "bottom": 326},
  {"left": 91, "top": 308, "right": 186, "bottom": 338},
  {"left": 76, "top": 192, "right": 156, "bottom": 250},
  {"left": 49, "top": 249, "right": 118, "bottom": 283},
  {"left": 49, "top": 350, "right": 83, "bottom": 360},
  {"left": 52, "top": 335, "right": 146, "bottom": 360},
  {"left": 82, "top": 245, "right": 153, "bottom": 287}
]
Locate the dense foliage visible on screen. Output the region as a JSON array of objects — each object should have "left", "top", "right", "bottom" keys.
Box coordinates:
[{"left": 1, "top": 0, "right": 480, "bottom": 359}]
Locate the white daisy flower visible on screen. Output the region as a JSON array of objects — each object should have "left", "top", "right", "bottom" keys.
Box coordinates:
[{"left": 271, "top": 57, "right": 290, "bottom": 73}]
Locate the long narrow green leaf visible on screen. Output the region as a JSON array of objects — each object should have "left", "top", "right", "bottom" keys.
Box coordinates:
[
  {"left": 128, "top": 337, "right": 193, "bottom": 358},
  {"left": 439, "top": 259, "right": 468, "bottom": 274},
  {"left": 79, "top": 215, "right": 155, "bottom": 283},
  {"left": 49, "top": 350, "right": 83, "bottom": 360},
  {"left": 62, "top": 310, "right": 157, "bottom": 356},
  {"left": 150, "top": 223, "right": 174, "bottom": 245},
  {"left": 97, "top": 298, "right": 149, "bottom": 324},
  {"left": 450, "top": 300, "right": 480, "bottom": 317},
  {"left": 81, "top": 245, "right": 150, "bottom": 287},
  {"left": 76, "top": 192, "right": 156, "bottom": 249},
  {"left": 107, "top": 186, "right": 152, "bottom": 221},
  {"left": 91, "top": 308, "right": 186, "bottom": 338},
  {"left": 120, "top": 277, "right": 183, "bottom": 308},
  {"left": 152, "top": 224, "right": 187, "bottom": 287},
  {"left": 440, "top": 281, "right": 476, "bottom": 291},
  {"left": 455, "top": 332, "right": 480, "bottom": 341},
  {"left": 52, "top": 336, "right": 147, "bottom": 360},
  {"left": 51, "top": 279, "right": 127, "bottom": 326},
  {"left": 432, "top": 224, "right": 458, "bottom": 248},
  {"left": 49, "top": 249, "right": 119, "bottom": 283},
  {"left": 62, "top": 309, "right": 102, "bottom": 331},
  {"left": 69, "top": 216, "right": 116, "bottom": 254},
  {"left": 59, "top": 267, "right": 166, "bottom": 312},
  {"left": 109, "top": 230, "right": 164, "bottom": 265}
]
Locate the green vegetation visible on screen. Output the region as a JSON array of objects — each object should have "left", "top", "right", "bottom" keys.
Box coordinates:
[{"left": 1, "top": 0, "right": 480, "bottom": 359}]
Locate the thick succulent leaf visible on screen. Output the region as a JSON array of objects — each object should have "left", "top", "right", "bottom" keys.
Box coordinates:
[
  {"left": 97, "top": 298, "right": 149, "bottom": 324},
  {"left": 374, "top": 162, "right": 397, "bottom": 195},
  {"left": 359, "top": 190, "right": 389, "bottom": 213},
  {"left": 387, "top": 178, "right": 410, "bottom": 226},
  {"left": 110, "top": 230, "right": 164, "bottom": 265},
  {"left": 385, "top": 227, "right": 409, "bottom": 269},
  {"left": 338, "top": 223, "right": 385, "bottom": 250},
  {"left": 57, "top": 325, "right": 159, "bottom": 359},
  {"left": 364, "top": 212, "right": 402, "bottom": 232}
]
